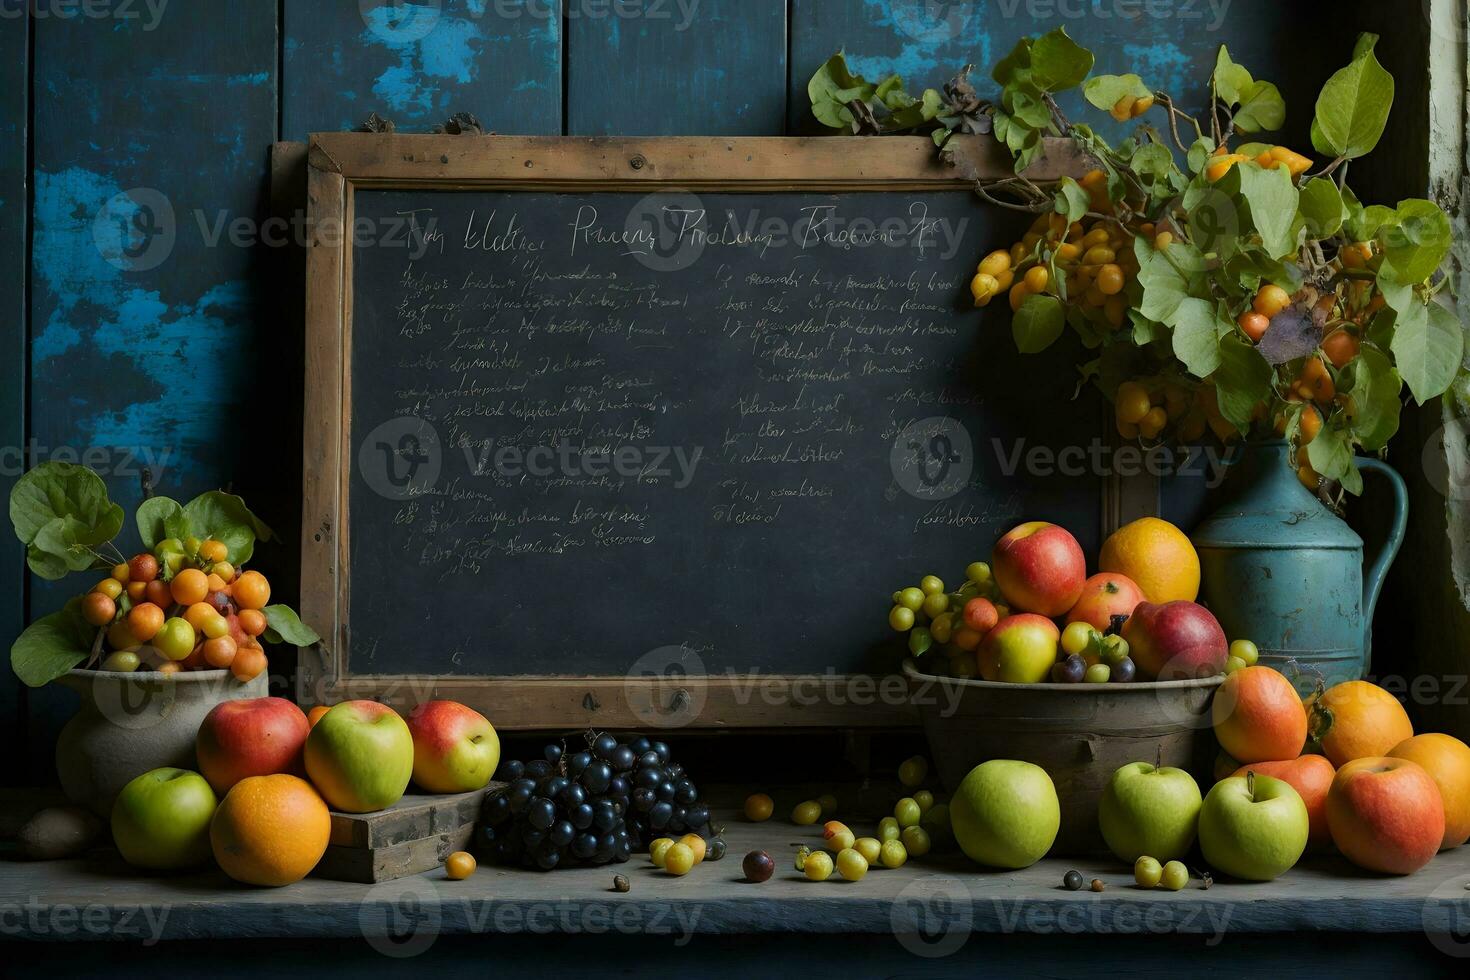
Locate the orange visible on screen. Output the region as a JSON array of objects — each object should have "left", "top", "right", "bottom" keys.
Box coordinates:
[
  {"left": 1308, "top": 680, "right": 1413, "bottom": 767},
  {"left": 1212, "top": 666, "right": 1309, "bottom": 763},
  {"left": 210, "top": 774, "right": 330, "bottom": 886},
  {"left": 1389, "top": 733, "right": 1470, "bottom": 849},
  {"left": 1097, "top": 517, "right": 1200, "bottom": 603},
  {"left": 307, "top": 705, "right": 331, "bottom": 728}
]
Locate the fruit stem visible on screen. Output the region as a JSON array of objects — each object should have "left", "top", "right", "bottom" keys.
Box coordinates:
[{"left": 1246, "top": 769, "right": 1256, "bottom": 801}]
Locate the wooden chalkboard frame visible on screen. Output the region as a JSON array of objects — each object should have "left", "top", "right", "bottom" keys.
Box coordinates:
[{"left": 299, "top": 133, "right": 1147, "bottom": 730}]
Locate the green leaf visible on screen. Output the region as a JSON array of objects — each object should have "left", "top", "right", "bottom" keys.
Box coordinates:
[
  {"left": 808, "top": 53, "right": 876, "bottom": 130},
  {"left": 182, "top": 491, "right": 274, "bottom": 566},
  {"left": 1232, "top": 80, "right": 1286, "bottom": 133},
  {"left": 1054, "top": 177, "right": 1090, "bottom": 224},
  {"left": 1378, "top": 199, "right": 1452, "bottom": 284},
  {"left": 135, "top": 496, "right": 185, "bottom": 551},
  {"left": 30, "top": 517, "right": 101, "bottom": 577},
  {"left": 1134, "top": 237, "right": 1190, "bottom": 323},
  {"left": 1012, "top": 294, "right": 1066, "bottom": 353},
  {"left": 1029, "top": 27, "right": 1093, "bottom": 92},
  {"left": 1235, "top": 163, "right": 1300, "bottom": 259},
  {"left": 261, "top": 605, "right": 321, "bottom": 648},
  {"left": 1311, "top": 33, "right": 1394, "bottom": 159},
  {"left": 10, "top": 461, "right": 123, "bottom": 552},
  {"left": 1213, "top": 335, "right": 1273, "bottom": 431},
  {"left": 1298, "top": 178, "right": 1346, "bottom": 238},
  {"left": 1392, "top": 301, "right": 1465, "bottom": 403},
  {"left": 992, "top": 37, "right": 1033, "bottom": 87},
  {"left": 1186, "top": 137, "right": 1217, "bottom": 175},
  {"left": 11, "top": 604, "right": 93, "bottom": 688},
  {"left": 1171, "top": 298, "right": 1225, "bottom": 377},
  {"left": 1344, "top": 345, "right": 1402, "bottom": 451},
  {"left": 1213, "top": 46, "right": 1255, "bottom": 106},
  {"left": 1307, "top": 426, "right": 1363, "bottom": 494},
  {"left": 1083, "top": 73, "right": 1150, "bottom": 111}
]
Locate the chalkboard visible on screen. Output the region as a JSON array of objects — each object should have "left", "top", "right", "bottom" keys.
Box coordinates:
[{"left": 300, "top": 135, "right": 1102, "bottom": 728}]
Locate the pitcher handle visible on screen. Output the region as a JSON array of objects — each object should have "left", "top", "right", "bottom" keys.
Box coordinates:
[{"left": 1355, "top": 458, "right": 1408, "bottom": 636}]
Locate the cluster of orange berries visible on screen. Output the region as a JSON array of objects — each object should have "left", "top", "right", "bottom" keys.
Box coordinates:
[
  {"left": 1206, "top": 144, "right": 1312, "bottom": 183},
  {"left": 970, "top": 172, "right": 1169, "bottom": 333},
  {"left": 81, "top": 538, "right": 272, "bottom": 681},
  {"left": 1112, "top": 379, "right": 1239, "bottom": 444}
]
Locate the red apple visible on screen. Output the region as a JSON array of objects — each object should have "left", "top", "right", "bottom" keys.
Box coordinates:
[
  {"left": 1065, "top": 572, "right": 1144, "bottom": 631},
  {"left": 1121, "top": 600, "right": 1228, "bottom": 680},
  {"left": 406, "top": 700, "right": 501, "bottom": 793},
  {"left": 1327, "top": 756, "right": 1444, "bottom": 874},
  {"left": 991, "top": 522, "right": 1086, "bottom": 617},
  {"left": 196, "top": 696, "right": 310, "bottom": 795}
]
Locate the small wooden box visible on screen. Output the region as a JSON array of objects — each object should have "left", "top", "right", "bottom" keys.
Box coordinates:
[{"left": 311, "top": 787, "right": 495, "bottom": 883}]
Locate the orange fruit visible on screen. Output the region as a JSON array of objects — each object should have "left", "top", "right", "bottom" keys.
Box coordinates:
[
  {"left": 1097, "top": 517, "right": 1200, "bottom": 603},
  {"left": 1389, "top": 733, "right": 1470, "bottom": 849},
  {"left": 233, "top": 571, "right": 271, "bottom": 610},
  {"left": 238, "top": 608, "right": 268, "bottom": 637},
  {"left": 171, "top": 568, "right": 210, "bottom": 606},
  {"left": 1308, "top": 680, "right": 1414, "bottom": 767},
  {"left": 210, "top": 774, "right": 330, "bottom": 886},
  {"left": 231, "top": 644, "right": 268, "bottom": 681},
  {"left": 445, "top": 851, "right": 476, "bottom": 880},
  {"left": 1212, "top": 666, "right": 1309, "bottom": 763},
  {"left": 307, "top": 705, "right": 331, "bottom": 728}
]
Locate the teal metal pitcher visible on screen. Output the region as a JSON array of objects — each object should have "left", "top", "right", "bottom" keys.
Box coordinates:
[{"left": 1190, "top": 440, "right": 1407, "bottom": 692}]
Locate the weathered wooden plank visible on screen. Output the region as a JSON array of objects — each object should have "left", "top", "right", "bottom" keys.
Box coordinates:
[
  {"left": 0, "top": 0, "right": 27, "bottom": 781},
  {"left": 284, "top": 0, "right": 563, "bottom": 139},
  {"left": 566, "top": 0, "right": 787, "bottom": 136},
  {"left": 27, "top": 0, "right": 278, "bottom": 774},
  {"left": 306, "top": 132, "right": 1087, "bottom": 185},
  {"left": 2, "top": 800, "right": 1469, "bottom": 940}
]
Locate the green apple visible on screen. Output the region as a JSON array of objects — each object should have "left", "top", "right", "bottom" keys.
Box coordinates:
[
  {"left": 949, "top": 759, "right": 1059, "bottom": 868},
  {"left": 1198, "top": 772, "right": 1308, "bottom": 881},
  {"left": 110, "top": 767, "right": 217, "bottom": 870},
  {"left": 304, "top": 700, "right": 414, "bottom": 812},
  {"left": 1098, "top": 761, "right": 1202, "bottom": 862},
  {"left": 978, "top": 614, "right": 1060, "bottom": 684}
]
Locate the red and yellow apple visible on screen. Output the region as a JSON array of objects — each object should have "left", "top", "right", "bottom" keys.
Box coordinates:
[
  {"left": 196, "top": 696, "right": 310, "bottom": 795},
  {"left": 1327, "top": 756, "right": 1445, "bottom": 874},
  {"left": 1121, "top": 600, "right": 1228, "bottom": 680},
  {"left": 991, "top": 522, "right": 1087, "bottom": 617},
  {"left": 978, "top": 614, "right": 1060, "bottom": 684},
  {"left": 304, "top": 700, "right": 414, "bottom": 813},
  {"left": 1232, "top": 755, "right": 1336, "bottom": 850},
  {"left": 1065, "top": 572, "right": 1144, "bottom": 631},
  {"left": 406, "top": 700, "right": 501, "bottom": 793}
]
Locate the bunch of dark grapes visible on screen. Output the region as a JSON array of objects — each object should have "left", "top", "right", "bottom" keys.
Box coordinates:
[{"left": 479, "top": 733, "right": 710, "bottom": 871}]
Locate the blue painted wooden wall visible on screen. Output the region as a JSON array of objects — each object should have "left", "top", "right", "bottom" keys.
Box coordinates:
[{"left": 0, "top": 0, "right": 1374, "bottom": 780}]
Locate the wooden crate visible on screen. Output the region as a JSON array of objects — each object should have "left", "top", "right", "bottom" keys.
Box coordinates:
[{"left": 311, "top": 786, "right": 496, "bottom": 883}]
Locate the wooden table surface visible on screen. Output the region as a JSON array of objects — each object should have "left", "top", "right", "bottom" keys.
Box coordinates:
[{"left": 4, "top": 801, "right": 1470, "bottom": 946}]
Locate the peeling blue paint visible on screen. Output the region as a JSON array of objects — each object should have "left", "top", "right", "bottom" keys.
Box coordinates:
[{"left": 31, "top": 167, "right": 246, "bottom": 476}]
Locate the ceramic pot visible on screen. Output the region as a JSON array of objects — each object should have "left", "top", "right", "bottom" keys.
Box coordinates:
[
  {"left": 1190, "top": 439, "right": 1407, "bottom": 692},
  {"left": 54, "top": 668, "right": 267, "bottom": 817}
]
